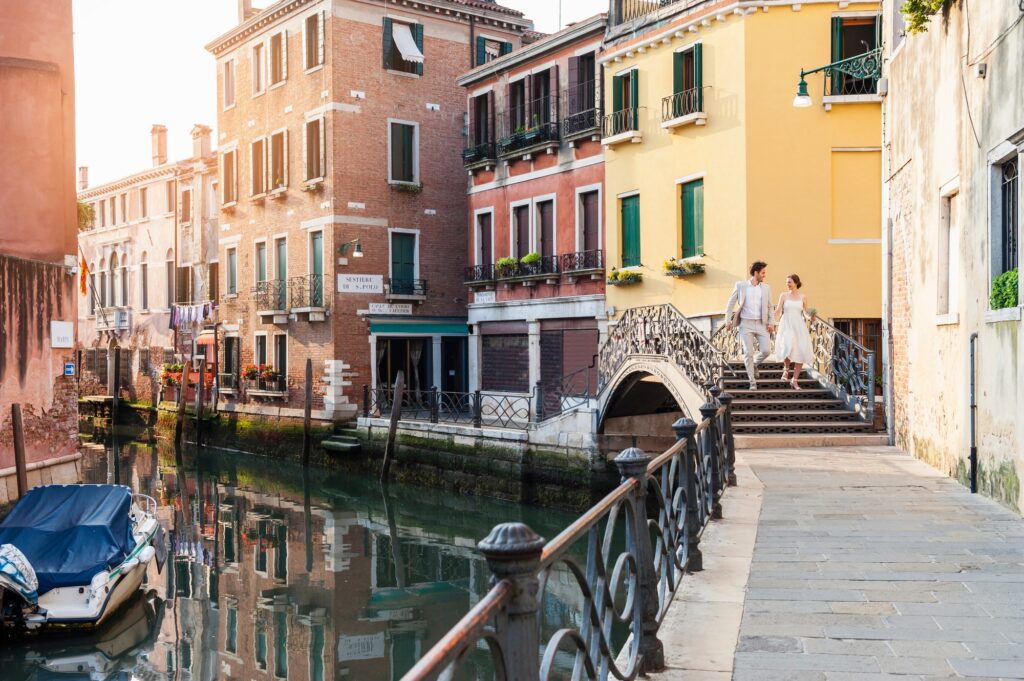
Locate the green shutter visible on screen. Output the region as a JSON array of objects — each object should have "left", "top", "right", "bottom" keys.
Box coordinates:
[
  {"left": 673, "top": 51, "right": 684, "bottom": 95},
  {"left": 612, "top": 74, "right": 623, "bottom": 113},
  {"left": 391, "top": 233, "right": 416, "bottom": 288},
  {"left": 694, "top": 43, "right": 703, "bottom": 112},
  {"left": 383, "top": 18, "right": 394, "bottom": 70},
  {"left": 830, "top": 17, "right": 843, "bottom": 95},
  {"left": 413, "top": 23, "right": 424, "bottom": 76},
  {"left": 476, "top": 35, "right": 487, "bottom": 66},
  {"left": 501, "top": 41, "right": 513, "bottom": 55},
  {"left": 621, "top": 195, "right": 641, "bottom": 268},
  {"left": 681, "top": 179, "right": 704, "bottom": 258},
  {"left": 629, "top": 69, "right": 639, "bottom": 130}
]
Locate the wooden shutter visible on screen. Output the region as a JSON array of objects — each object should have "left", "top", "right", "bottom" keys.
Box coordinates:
[
  {"left": 382, "top": 18, "right": 394, "bottom": 69},
  {"left": 830, "top": 17, "right": 843, "bottom": 95},
  {"left": 475, "top": 36, "right": 486, "bottom": 66},
  {"left": 629, "top": 69, "right": 639, "bottom": 129},
  {"left": 682, "top": 179, "right": 704, "bottom": 258},
  {"left": 391, "top": 233, "right": 416, "bottom": 286},
  {"left": 282, "top": 130, "right": 289, "bottom": 187},
  {"left": 694, "top": 43, "right": 703, "bottom": 112},
  {"left": 582, "top": 191, "right": 599, "bottom": 252},
  {"left": 318, "top": 117, "right": 326, "bottom": 180},
  {"left": 673, "top": 51, "right": 684, "bottom": 95},
  {"left": 515, "top": 205, "right": 530, "bottom": 257},
  {"left": 548, "top": 65, "right": 559, "bottom": 124},
  {"left": 612, "top": 74, "right": 622, "bottom": 113},
  {"left": 486, "top": 91, "right": 494, "bottom": 142},
  {"left": 303, "top": 120, "right": 310, "bottom": 181},
  {"left": 318, "top": 10, "right": 325, "bottom": 65},
  {"left": 539, "top": 201, "right": 554, "bottom": 258},
  {"left": 621, "top": 195, "right": 640, "bottom": 267},
  {"left": 97, "top": 350, "right": 108, "bottom": 387},
  {"left": 281, "top": 30, "right": 288, "bottom": 80},
  {"left": 413, "top": 23, "right": 424, "bottom": 76},
  {"left": 567, "top": 56, "right": 579, "bottom": 114},
  {"left": 501, "top": 41, "right": 513, "bottom": 55},
  {"left": 524, "top": 74, "right": 533, "bottom": 127},
  {"left": 233, "top": 337, "right": 241, "bottom": 379}
]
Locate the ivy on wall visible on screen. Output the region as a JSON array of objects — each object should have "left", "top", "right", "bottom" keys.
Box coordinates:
[{"left": 901, "top": 0, "right": 954, "bottom": 34}]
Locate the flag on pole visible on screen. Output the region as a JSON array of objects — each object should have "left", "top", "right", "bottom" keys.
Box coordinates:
[{"left": 80, "top": 256, "right": 88, "bottom": 295}]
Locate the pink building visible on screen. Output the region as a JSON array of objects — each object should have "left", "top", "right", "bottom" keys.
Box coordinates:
[
  {"left": 0, "top": 0, "right": 80, "bottom": 496},
  {"left": 458, "top": 14, "right": 607, "bottom": 406}
]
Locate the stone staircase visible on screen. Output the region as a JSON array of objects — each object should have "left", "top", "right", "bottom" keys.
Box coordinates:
[
  {"left": 724, "top": 361, "right": 887, "bottom": 449},
  {"left": 321, "top": 421, "right": 362, "bottom": 454}
]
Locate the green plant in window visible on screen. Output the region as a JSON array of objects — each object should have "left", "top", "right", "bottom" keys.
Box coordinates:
[
  {"left": 495, "top": 256, "right": 519, "bottom": 277},
  {"left": 990, "top": 268, "right": 1019, "bottom": 310},
  {"left": 519, "top": 252, "right": 540, "bottom": 265},
  {"left": 901, "top": 0, "right": 954, "bottom": 34}
]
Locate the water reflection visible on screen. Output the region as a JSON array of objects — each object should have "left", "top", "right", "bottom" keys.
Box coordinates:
[{"left": 20, "top": 441, "right": 583, "bottom": 681}]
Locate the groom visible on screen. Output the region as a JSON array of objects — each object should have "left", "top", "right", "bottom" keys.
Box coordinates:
[{"left": 724, "top": 261, "right": 773, "bottom": 390}]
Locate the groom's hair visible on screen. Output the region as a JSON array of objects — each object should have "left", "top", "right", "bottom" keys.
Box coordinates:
[{"left": 750, "top": 261, "right": 767, "bottom": 275}]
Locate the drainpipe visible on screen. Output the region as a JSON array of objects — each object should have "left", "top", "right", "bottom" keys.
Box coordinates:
[{"left": 969, "top": 331, "right": 978, "bottom": 493}]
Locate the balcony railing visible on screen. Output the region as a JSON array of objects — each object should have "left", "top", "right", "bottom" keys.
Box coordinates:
[
  {"left": 95, "top": 306, "right": 131, "bottom": 333},
  {"left": 661, "top": 86, "right": 707, "bottom": 121},
  {"left": 386, "top": 278, "right": 428, "bottom": 296},
  {"left": 561, "top": 80, "right": 601, "bottom": 139},
  {"left": 560, "top": 249, "right": 604, "bottom": 272},
  {"left": 611, "top": 0, "right": 679, "bottom": 27},
  {"left": 218, "top": 373, "right": 239, "bottom": 392},
  {"left": 602, "top": 107, "right": 641, "bottom": 138},
  {"left": 253, "top": 280, "right": 288, "bottom": 312},
  {"left": 464, "top": 264, "right": 496, "bottom": 284},
  {"left": 825, "top": 51, "right": 881, "bottom": 96},
  {"left": 497, "top": 255, "right": 559, "bottom": 279},
  {"left": 463, "top": 140, "right": 496, "bottom": 167},
  {"left": 497, "top": 94, "right": 561, "bottom": 156},
  {"left": 246, "top": 375, "right": 287, "bottom": 395},
  {"left": 288, "top": 273, "right": 325, "bottom": 309}
]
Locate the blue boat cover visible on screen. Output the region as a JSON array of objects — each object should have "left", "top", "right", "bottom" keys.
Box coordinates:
[{"left": 0, "top": 485, "right": 136, "bottom": 595}]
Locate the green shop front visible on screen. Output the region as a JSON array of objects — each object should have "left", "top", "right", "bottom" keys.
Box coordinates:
[{"left": 368, "top": 316, "right": 469, "bottom": 396}]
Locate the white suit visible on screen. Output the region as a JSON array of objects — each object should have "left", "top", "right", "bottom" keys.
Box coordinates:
[{"left": 724, "top": 280, "right": 773, "bottom": 385}]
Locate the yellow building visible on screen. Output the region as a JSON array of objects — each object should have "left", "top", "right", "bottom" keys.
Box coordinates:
[{"left": 600, "top": 0, "right": 882, "bottom": 347}]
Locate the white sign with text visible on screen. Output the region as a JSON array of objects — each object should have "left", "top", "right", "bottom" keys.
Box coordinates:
[
  {"left": 368, "top": 303, "right": 412, "bottom": 315},
  {"left": 338, "top": 274, "right": 383, "bottom": 294},
  {"left": 50, "top": 321, "right": 73, "bottom": 348},
  {"left": 474, "top": 291, "right": 496, "bottom": 304}
]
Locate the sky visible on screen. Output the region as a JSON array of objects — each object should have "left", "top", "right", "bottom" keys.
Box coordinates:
[{"left": 73, "top": 0, "right": 607, "bottom": 187}]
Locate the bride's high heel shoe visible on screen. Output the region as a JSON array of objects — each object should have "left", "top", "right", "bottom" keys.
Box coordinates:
[
  {"left": 790, "top": 378, "right": 801, "bottom": 390},
  {"left": 781, "top": 370, "right": 789, "bottom": 382}
]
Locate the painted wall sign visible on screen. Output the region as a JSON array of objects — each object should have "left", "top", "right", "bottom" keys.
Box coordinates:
[
  {"left": 50, "top": 320, "right": 73, "bottom": 348},
  {"left": 474, "top": 291, "right": 496, "bottom": 304},
  {"left": 338, "top": 633, "right": 385, "bottom": 661},
  {"left": 368, "top": 303, "right": 412, "bottom": 315},
  {"left": 64, "top": 362, "right": 75, "bottom": 376},
  {"left": 338, "top": 274, "right": 384, "bottom": 294}
]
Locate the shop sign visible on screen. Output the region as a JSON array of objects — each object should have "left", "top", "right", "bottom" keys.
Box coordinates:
[{"left": 368, "top": 303, "right": 412, "bottom": 315}]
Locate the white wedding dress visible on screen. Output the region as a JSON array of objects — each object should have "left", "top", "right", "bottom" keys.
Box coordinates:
[{"left": 775, "top": 298, "right": 813, "bottom": 365}]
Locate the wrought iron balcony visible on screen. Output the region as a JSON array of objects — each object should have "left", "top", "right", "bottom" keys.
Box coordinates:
[
  {"left": 560, "top": 249, "right": 604, "bottom": 273},
  {"left": 497, "top": 95, "right": 561, "bottom": 157},
  {"left": 502, "top": 255, "right": 559, "bottom": 279},
  {"left": 463, "top": 140, "right": 496, "bottom": 167},
  {"left": 386, "top": 278, "right": 427, "bottom": 297},
  {"left": 218, "top": 372, "right": 239, "bottom": 393},
  {"left": 824, "top": 48, "right": 881, "bottom": 96},
  {"left": 561, "top": 80, "right": 601, "bottom": 139},
  {"left": 610, "top": 0, "right": 680, "bottom": 28},
  {"left": 95, "top": 306, "right": 131, "bottom": 333},
  {"left": 253, "top": 279, "right": 288, "bottom": 312},
  {"left": 465, "top": 264, "right": 496, "bottom": 285},
  {"left": 601, "top": 107, "right": 641, "bottom": 140},
  {"left": 661, "top": 86, "right": 709, "bottom": 123},
  {"left": 288, "top": 273, "right": 325, "bottom": 309}
]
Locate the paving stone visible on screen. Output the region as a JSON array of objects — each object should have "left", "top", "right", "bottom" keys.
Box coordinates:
[
  {"left": 736, "top": 636, "right": 802, "bottom": 653},
  {"left": 745, "top": 588, "right": 867, "bottom": 602},
  {"left": 734, "top": 652, "right": 880, "bottom": 673},
  {"left": 949, "top": 658, "right": 1024, "bottom": 678},
  {"left": 893, "top": 602, "right": 990, "bottom": 616},
  {"left": 800, "top": 638, "right": 893, "bottom": 656},
  {"left": 875, "top": 655, "right": 954, "bottom": 675},
  {"left": 887, "top": 640, "right": 970, "bottom": 657},
  {"left": 732, "top": 670, "right": 825, "bottom": 681},
  {"left": 828, "top": 602, "right": 897, "bottom": 615}
]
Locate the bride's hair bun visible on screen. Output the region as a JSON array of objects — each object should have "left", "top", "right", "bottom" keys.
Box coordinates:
[{"left": 788, "top": 274, "right": 802, "bottom": 289}]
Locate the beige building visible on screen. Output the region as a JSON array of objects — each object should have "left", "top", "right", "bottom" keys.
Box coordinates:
[
  {"left": 882, "top": 1, "right": 1023, "bottom": 512},
  {"left": 77, "top": 125, "right": 219, "bottom": 403}
]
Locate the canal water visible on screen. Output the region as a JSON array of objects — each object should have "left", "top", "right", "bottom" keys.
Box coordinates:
[{"left": 2, "top": 441, "right": 623, "bottom": 681}]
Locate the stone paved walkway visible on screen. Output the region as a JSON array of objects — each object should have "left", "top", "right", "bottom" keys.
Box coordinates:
[{"left": 654, "top": 446, "right": 1024, "bottom": 681}]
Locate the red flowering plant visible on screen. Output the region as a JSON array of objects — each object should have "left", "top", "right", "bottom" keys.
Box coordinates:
[
  {"left": 160, "top": 363, "right": 184, "bottom": 386},
  {"left": 243, "top": 364, "right": 260, "bottom": 381},
  {"left": 259, "top": 364, "right": 279, "bottom": 380}
]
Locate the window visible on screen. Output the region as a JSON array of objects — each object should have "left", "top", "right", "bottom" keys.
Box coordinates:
[
  {"left": 252, "top": 42, "right": 266, "bottom": 94},
  {"left": 141, "top": 261, "right": 149, "bottom": 310},
  {"left": 224, "top": 336, "right": 240, "bottom": 382},
  {"left": 166, "top": 255, "right": 175, "bottom": 307},
  {"left": 256, "top": 242, "right": 267, "bottom": 283},
  {"left": 536, "top": 199, "right": 554, "bottom": 258},
  {"left": 89, "top": 271, "right": 96, "bottom": 315},
  {"left": 671, "top": 44, "right": 703, "bottom": 117},
  {"left": 388, "top": 121, "right": 417, "bottom": 184},
  {"left": 227, "top": 248, "right": 237, "bottom": 295},
  {"left": 382, "top": 19, "right": 424, "bottom": 75},
  {"left": 139, "top": 348, "right": 150, "bottom": 375},
  {"left": 270, "top": 130, "right": 287, "bottom": 191},
  {"left": 226, "top": 607, "right": 238, "bottom": 655},
  {"left": 99, "top": 269, "right": 107, "bottom": 307},
  {"left": 508, "top": 79, "right": 527, "bottom": 130},
  {"left": 139, "top": 187, "right": 148, "bottom": 218},
  {"left": 937, "top": 189, "right": 959, "bottom": 316},
  {"left": 310, "top": 231, "right": 324, "bottom": 305},
  {"left": 304, "top": 118, "right": 325, "bottom": 181},
  {"left": 273, "top": 334, "right": 288, "bottom": 380},
  {"left": 223, "top": 58, "right": 235, "bottom": 108},
  {"left": 98, "top": 202, "right": 105, "bottom": 227},
  {"left": 181, "top": 188, "right": 192, "bottom": 223},
  {"left": 579, "top": 190, "right": 600, "bottom": 253},
  {"left": 470, "top": 92, "right": 493, "bottom": 147},
  {"left": 166, "top": 181, "right": 174, "bottom": 214},
  {"left": 513, "top": 203, "right": 530, "bottom": 257},
  {"left": 275, "top": 238, "right": 287, "bottom": 309},
  {"left": 121, "top": 261, "right": 128, "bottom": 307},
  {"left": 481, "top": 335, "right": 528, "bottom": 391},
  {"left": 176, "top": 266, "right": 192, "bottom": 304},
  {"left": 109, "top": 254, "right": 119, "bottom": 306},
  {"left": 566, "top": 53, "right": 598, "bottom": 135},
  {"left": 110, "top": 197, "right": 117, "bottom": 225},
  {"left": 680, "top": 179, "right": 704, "bottom": 258},
  {"left": 830, "top": 16, "right": 879, "bottom": 95},
  {"left": 270, "top": 31, "right": 287, "bottom": 85},
  {"left": 222, "top": 150, "right": 237, "bottom": 204},
  {"left": 251, "top": 138, "right": 266, "bottom": 195},
  {"left": 997, "top": 157, "right": 1019, "bottom": 275},
  {"left": 310, "top": 624, "right": 325, "bottom": 681},
  {"left": 121, "top": 194, "right": 128, "bottom": 222},
  {"left": 620, "top": 194, "right": 640, "bottom": 267},
  {"left": 255, "top": 334, "right": 268, "bottom": 367},
  {"left": 476, "top": 211, "right": 493, "bottom": 266},
  {"left": 274, "top": 610, "right": 288, "bottom": 678},
  {"left": 304, "top": 12, "right": 324, "bottom": 70},
  {"left": 208, "top": 262, "right": 219, "bottom": 302},
  {"left": 255, "top": 618, "right": 268, "bottom": 670},
  {"left": 390, "top": 232, "right": 416, "bottom": 293},
  {"left": 474, "top": 36, "right": 512, "bottom": 66},
  {"left": 609, "top": 69, "right": 639, "bottom": 134}
]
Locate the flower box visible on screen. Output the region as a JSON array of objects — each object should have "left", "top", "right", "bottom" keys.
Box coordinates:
[
  {"left": 607, "top": 269, "right": 643, "bottom": 286},
  {"left": 663, "top": 257, "right": 706, "bottom": 278}
]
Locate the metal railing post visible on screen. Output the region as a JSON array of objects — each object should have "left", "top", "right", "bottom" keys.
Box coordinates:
[
  {"left": 362, "top": 384, "right": 369, "bottom": 418},
  {"left": 699, "top": 401, "right": 724, "bottom": 520},
  {"left": 614, "top": 447, "right": 666, "bottom": 673},
  {"left": 671, "top": 418, "right": 703, "bottom": 571},
  {"left": 866, "top": 350, "right": 876, "bottom": 425},
  {"left": 429, "top": 387, "right": 439, "bottom": 424},
  {"left": 477, "top": 522, "right": 545, "bottom": 681},
  {"left": 472, "top": 390, "right": 482, "bottom": 428},
  {"left": 533, "top": 381, "right": 544, "bottom": 422},
  {"left": 717, "top": 391, "right": 737, "bottom": 486}
]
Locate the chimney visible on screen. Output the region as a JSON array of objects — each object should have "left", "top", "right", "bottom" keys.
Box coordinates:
[
  {"left": 237, "top": 0, "right": 253, "bottom": 23},
  {"left": 191, "top": 124, "right": 212, "bottom": 159},
  {"left": 78, "top": 166, "right": 89, "bottom": 190},
  {"left": 151, "top": 124, "right": 168, "bottom": 166}
]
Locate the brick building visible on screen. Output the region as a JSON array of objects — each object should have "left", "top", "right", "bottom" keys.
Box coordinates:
[
  {"left": 205, "top": 0, "right": 530, "bottom": 421},
  {"left": 458, "top": 14, "right": 607, "bottom": 409},
  {"left": 77, "top": 125, "right": 219, "bottom": 403}
]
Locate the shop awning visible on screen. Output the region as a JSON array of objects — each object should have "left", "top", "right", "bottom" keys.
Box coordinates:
[
  {"left": 370, "top": 322, "right": 468, "bottom": 335},
  {"left": 392, "top": 22, "right": 424, "bottom": 64},
  {"left": 195, "top": 331, "right": 216, "bottom": 347}
]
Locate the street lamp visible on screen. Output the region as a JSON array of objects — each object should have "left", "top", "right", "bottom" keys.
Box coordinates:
[
  {"left": 792, "top": 47, "right": 882, "bottom": 109},
  {"left": 793, "top": 77, "right": 812, "bottom": 108},
  {"left": 339, "top": 239, "right": 363, "bottom": 258}
]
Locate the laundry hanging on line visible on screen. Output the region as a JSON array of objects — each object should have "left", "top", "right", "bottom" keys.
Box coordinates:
[{"left": 169, "top": 302, "right": 215, "bottom": 330}]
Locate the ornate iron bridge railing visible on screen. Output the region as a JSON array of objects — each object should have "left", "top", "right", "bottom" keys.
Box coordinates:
[
  {"left": 363, "top": 385, "right": 534, "bottom": 430},
  {"left": 598, "top": 304, "right": 733, "bottom": 395},
  {"left": 402, "top": 397, "right": 736, "bottom": 680},
  {"left": 536, "top": 355, "right": 599, "bottom": 420},
  {"left": 711, "top": 315, "right": 876, "bottom": 422}
]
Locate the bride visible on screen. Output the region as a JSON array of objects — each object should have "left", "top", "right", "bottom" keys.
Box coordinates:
[{"left": 773, "top": 274, "right": 814, "bottom": 390}]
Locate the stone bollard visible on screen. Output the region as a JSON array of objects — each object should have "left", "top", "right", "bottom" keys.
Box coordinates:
[
  {"left": 477, "top": 522, "right": 546, "bottom": 680},
  {"left": 614, "top": 447, "right": 666, "bottom": 673},
  {"left": 363, "top": 384, "right": 370, "bottom": 418},
  {"left": 671, "top": 418, "right": 703, "bottom": 572},
  {"left": 472, "top": 390, "right": 482, "bottom": 428},
  {"left": 699, "top": 401, "right": 724, "bottom": 520},
  {"left": 717, "top": 391, "right": 737, "bottom": 486}
]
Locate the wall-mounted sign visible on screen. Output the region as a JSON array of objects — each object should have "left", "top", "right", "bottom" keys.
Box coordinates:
[
  {"left": 64, "top": 362, "right": 75, "bottom": 376},
  {"left": 338, "top": 633, "right": 384, "bottom": 661},
  {"left": 368, "top": 303, "right": 412, "bottom": 315},
  {"left": 50, "top": 321, "right": 73, "bottom": 348},
  {"left": 338, "top": 274, "right": 383, "bottom": 294},
  {"left": 474, "top": 291, "right": 496, "bottom": 304}
]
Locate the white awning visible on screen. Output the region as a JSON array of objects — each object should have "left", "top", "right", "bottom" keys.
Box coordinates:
[{"left": 392, "top": 22, "right": 424, "bottom": 64}]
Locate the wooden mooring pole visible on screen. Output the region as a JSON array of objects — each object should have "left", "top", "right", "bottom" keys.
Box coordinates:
[
  {"left": 11, "top": 404, "right": 28, "bottom": 499},
  {"left": 379, "top": 371, "right": 405, "bottom": 483},
  {"left": 302, "top": 358, "right": 313, "bottom": 467},
  {"left": 111, "top": 347, "right": 121, "bottom": 429},
  {"left": 195, "top": 359, "right": 206, "bottom": 447},
  {"left": 174, "top": 364, "right": 188, "bottom": 445}
]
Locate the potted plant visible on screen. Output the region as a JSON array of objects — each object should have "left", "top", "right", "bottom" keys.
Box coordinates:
[
  {"left": 663, "top": 257, "right": 706, "bottom": 278},
  {"left": 495, "top": 256, "right": 520, "bottom": 278},
  {"left": 259, "top": 364, "right": 280, "bottom": 391},
  {"left": 990, "top": 268, "right": 1019, "bottom": 310},
  {"left": 607, "top": 268, "right": 642, "bottom": 286},
  {"left": 519, "top": 252, "right": 541, "bottom": 275},
  {"left": 391, "top": 181, "right": 422, "bottom": 194}
]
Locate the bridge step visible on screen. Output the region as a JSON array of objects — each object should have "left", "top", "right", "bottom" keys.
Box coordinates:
[
  {"left": 731, "top": 410, "right": 862, "bottom": 423},
  {"left": 729, "top": 398, "right": 845, "bottom": 411},
  {"left": 732, "top": 421, "right": 874, "bottom": 434},
  {"left": 727, "top": 388, "right": 834, "bottom": 400},
  {"left": 724, "top": 378, "right": 821, "bottom": 389},
  {"left": 735, "top": 433, "right": 889, "bottom": 449}
]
